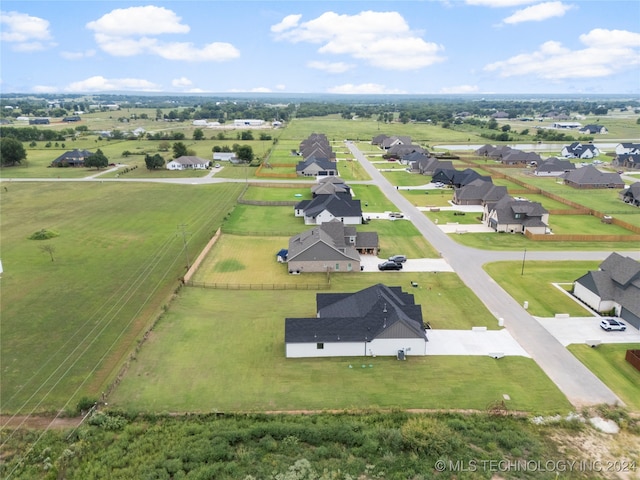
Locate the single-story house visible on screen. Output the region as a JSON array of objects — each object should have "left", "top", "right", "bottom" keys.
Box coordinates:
[
  {"left": 166, "top": 156, "right": 209, "bottom": 170},
  {"left": 213, "top": 152, "right": 237, "bottom": 162},
  {"left": 484, "top": 196, "right": 549, "bottom": 234},
  {"left": 432, "top": 168, "right": 490, "bottom": 188},
  {"left": 453, "top": 179, "right": 507, "bottom": 206},
  {"left": 573, "top": 253, "right": 640, "bottom": 330},
  {"left": 51, "top": 149, "right": 94, "bottom": 167},
  {"left": 62, "top": 116, "right": 81, "bottom": 122},
  {"left": 615, "top": 143, "right": 640, "bottom": 156},
  {"left": 284, "top": 284, "right": 428, "bottom": 358},
  {"left": 500, "top": 150, "right": 541, "bottom": 165},
  {"left": 534, "top": 157, "right": 576, "bottom": 176},
  {"left": 294, "top": 193, "right": 362, "bottom": 225},
  {"left": 287, "top": 219, "right": 378, "bottom": 273},
  {"left": 620, "top": 182, "right": 640, "bottom": 207},
  {"left": 233, "top": 119, "right": 264, "bottom": 127},
  {"left": 551, "top": 122, "right": 582, "bottom": 129},
  {"left": 296, "top": 157, "right": 338, "bottom": 177},
  {"left": 613, "top": 154, "right": 640, "bottom": 170},
  {"left": 379, "top": 135, "right": 412, "bottom": 150},
  {"left": 311, "top": 177, "right": 350, "bottom": 196},
  {"left": 384, "top": 144, "right": 425, "bottom": 159},
  {"left": 579, "top": 124, "right": 608, "bottom": 135},
  {"left": 561, "top": 142, "right": 600, "bottom": 159},
  {"left": 561, "top": 165, "right": 624, "bottom": 189},
  {"left": 410, "top": 156, "right": 453, "bottom": 176}
]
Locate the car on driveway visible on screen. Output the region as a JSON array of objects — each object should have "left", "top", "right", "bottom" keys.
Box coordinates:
[
  {"left": 600, "top": 318, "right": 626, "bottom": 331},
  {"left": 388, "top": 255, "right": 407, "bottom": 263},
  {"left": 378, "top": 260, "right": 403, "bottom": 271}
]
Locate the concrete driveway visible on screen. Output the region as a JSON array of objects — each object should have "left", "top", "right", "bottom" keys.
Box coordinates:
[
  {"left": 359, "top": 254, "right": 454, "bottom": 272},
  {"left": 426, "top": 329, "right": 531, "bottom": 357},
  {"left": 535, "top": 316, "right": 640, "bottom": 347}
]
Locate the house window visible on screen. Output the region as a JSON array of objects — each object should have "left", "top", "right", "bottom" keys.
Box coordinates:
[
  {"left": 347, "top": 263, "right": 352, "bottom": 271},
  {"left": 316, "top": 343, "right": 324, "bottom": 349},
  {"left": 335, "top": 263, "right": 340, "bottom": 270},
  {"left": 514, "top": 213, "right": 522, "bottom": 219}
]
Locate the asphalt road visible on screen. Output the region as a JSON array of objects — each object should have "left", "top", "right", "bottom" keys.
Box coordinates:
[{"left": 345, "top": 141, "right": 636, "bottom": 408}]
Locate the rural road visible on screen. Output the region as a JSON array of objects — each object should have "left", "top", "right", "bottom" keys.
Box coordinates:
[{"left": 345, "top": 140, "right": 632, "bottom": 408}]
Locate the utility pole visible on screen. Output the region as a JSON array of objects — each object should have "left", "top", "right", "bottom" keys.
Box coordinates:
[
  {"left": 178, "top": 224, "right": 191, "bottom": 270},
  {"left": 521, "top": 248, "right": 527, "bottom": 276}
]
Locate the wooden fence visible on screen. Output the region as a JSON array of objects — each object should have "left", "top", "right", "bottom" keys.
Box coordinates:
[
  {"left": 625, "top": 350, "right": 640, "bottom": 372},
  {"left": 187, "top": 280, "right": 330, "bottom": 291},
  {"left": 524, "top": 231, "right": 640, "bottom": 242}
]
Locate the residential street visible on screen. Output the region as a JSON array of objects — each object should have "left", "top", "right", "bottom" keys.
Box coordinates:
[{"left": 345, "top": 140, "right": 638, "bottom": 407}]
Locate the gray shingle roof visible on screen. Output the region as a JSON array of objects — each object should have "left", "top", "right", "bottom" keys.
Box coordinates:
[{"left": 285, "top": 284, "right": 426, "bottom": 343}]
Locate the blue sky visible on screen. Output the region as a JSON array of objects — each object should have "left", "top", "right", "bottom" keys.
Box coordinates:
[{"left": 1, "top": 0, "right": 639, "bottom": 95}]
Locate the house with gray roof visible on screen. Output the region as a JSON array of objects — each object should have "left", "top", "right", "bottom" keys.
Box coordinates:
[
  {"left": 285, "top": 284, "right": 428, "bottom": 358},
  {"left": 311, "top": 177, "right": 350, "bottom": 196},
  {"left": 561, "top": 142, "right": 600, "bottom": 159},
  {"left": 379, "top": 135, "right": 412, "bottom": 150},
  {"left": 51, "top": 149, "right": 94, "bottom": 167},
  {"left": 166, "top": 156, "right": 209, "bottom": 170},
  {"left": 453, "top": 179, "right": 508, "bottom": 206},
  {"left": 294, "top": 193, "right": 362, "bottom": 225},
  {"left": 296, "top": 156, "right": 338, "bottom": 177},
  {"left": 287, "top": 219, "right": 378, "bottom": 274},
  {"left": 384, "top": 144, "right": 425, "bottom": 159},
  {"left": 483, "top": 196, "right": 549, "bottom": 234},
  {"left": 432, "top": 168, "right": 490, "bottom": 188},
  {"left": 561, "top": 165, "right": 624, "bottom": 189},
  {"left": 615, "top": 143, "right": 640, "bottom": 156},
  {"left": 579, "top": 124, "right": 608, "bottom": 135},
  {"left": 573, "top": 253, "right": 640, "bottom": 330},
  {"left": 620, "top": 182, "right": 640, "bottom": 207},
  {"left": 534, "top": 157, "right": 576, "bottom": 176},
  {"left": 613, "top": 153, "right": 640, "bottom": 170}
]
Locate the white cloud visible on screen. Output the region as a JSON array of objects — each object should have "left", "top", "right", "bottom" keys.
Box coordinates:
[
  {"left": 60, "top": 50, "right": 96, "bottom": 60},
  {"left": 465, "top": 0, "right": 537, "bottom": 6},
  {"left": 270, "top": 14, "right": 301, "bottom": 33},
  {"left": 275, "top": 84, "right": 286, "bottom": 91},
  {"left": 86, "top": 6, "right": 239, "bottom": 62},
  {"left": 440, "top": 85, "right": 480, "bottom": 94},
  {"left": 65, "top": 75, "right": 162, "bottom": 92},
  {"left": 503, "top": 2, "right": 574, "bottom": 24},
  {"left": 0, "top": 10, "right": 54, "bottom": 51},
  {"left": 307, "top": 60, "right": 353, "bottom": 73},
  {"left": 327, "top": 83, "right": 406, "bottom": 94},
  {"left": 86, "top": 6, "right": 189, "bottom": 36},
  {"left": 172, "top": 77, "right": 192, "bottom": 87},
  {"left": 484, "top": 29, "right": 640, "bottom": 79},
  {"left": 272, "top": 11, "right": 445, "bottom": 70}
]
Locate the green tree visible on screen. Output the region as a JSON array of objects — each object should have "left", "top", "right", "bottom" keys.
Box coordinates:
[
  {"left": 85, "top": 149, "right": 108, "bottom": 170},
  {"left": 501, "top": 124, "right": 511, "bottom": 132},
  {"left": 235, "top": 144, "right": 254, "bottom": 163},
  {"left": 0, "top": 137, "right": 27, "bottom": 166},
  {"left": 193, "top": 128, "right": 205, "bottom": 140},
  {"left": 144, "top": 154, "right": 165, "bottom": 170},
  {"left": 240, "top": 131, "right": 254, "bottom": 140},
  {"left": 487, "top": 118, "right": 498, "bottom": 130},
  {"left": 172, "top": 142, "right": 188, "bottom": 159},
  {"left": 158, "top": 141, "right": 171, "bottom": 151}
]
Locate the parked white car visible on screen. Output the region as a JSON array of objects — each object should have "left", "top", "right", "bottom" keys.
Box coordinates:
[{"left": 600, "top": 318, "right": 626, "bottom": 331}]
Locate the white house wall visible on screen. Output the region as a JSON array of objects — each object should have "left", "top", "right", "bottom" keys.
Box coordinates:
[
  {"left": 573, "top": 283, "right": 616, "bottom": 312},
  {"left": 286, "top": 338, "right": 427, "bottom": 358}
]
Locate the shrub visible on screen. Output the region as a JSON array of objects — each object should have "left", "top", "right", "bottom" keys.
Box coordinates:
[{"left": 28, "top": 228, "right": 59, "bottom": 240}]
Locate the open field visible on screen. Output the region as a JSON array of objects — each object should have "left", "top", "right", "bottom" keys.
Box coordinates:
[
  {"left": 0, "top": 181, "right": 243, "bottom": 412},
  {"left": 567, "top": 343, "right": 640, "bottom": 411},
  {"left": 110, "top": 286, "right": 570, "bottom": 413},
  {"left": 483, "top": 261, "right": 599, "bottom": 317}
]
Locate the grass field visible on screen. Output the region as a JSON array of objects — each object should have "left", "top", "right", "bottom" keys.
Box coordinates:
[
  {"left": 0, "top": 181, "right": 243, "bottom": 412},
  {"left": 483, "top": 261, "right": 599, "bottom": 317},
  {"left": 567, "top": 343, "right": 640, "bottom": 411},
  {"left": 110, "top": 286, "right": 571, "bottom": 413}
]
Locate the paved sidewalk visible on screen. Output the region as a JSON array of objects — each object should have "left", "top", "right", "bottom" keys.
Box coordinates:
[{"left": 535, "top": 316, "right": 640, "bottom": 347}]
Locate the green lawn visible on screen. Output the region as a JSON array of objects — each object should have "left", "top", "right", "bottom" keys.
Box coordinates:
[
  {"left": 381, "top": 170, "right": 434, "bottom": 187},
  {"left": 0, "top": 181, "right": 243, "bottom": 412},
  {"left": 401, "top": 188, "right": 454, "bottom": 207},
  {"left": 449, "top": 231, "right": 640, "bottom": 251},
  {"left": 567, "top": 343, "right": 640, "bottom": 411},
  {"left": 241, "top": 185, "right": 311, "bottom": 201},
  {"left": 110, "top": 286, "right": 571, "bottom": 413},
  {"left": 351, "top": 184, "right": 397, "bottom": 212},
  {"left": 221, "top": 204, "right": 305, "bottom": 236},
  {"left": 483, "top": 261, "right": 599, "bottom": 317}
]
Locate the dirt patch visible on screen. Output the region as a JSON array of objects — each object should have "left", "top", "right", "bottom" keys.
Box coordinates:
[{"left": 0, "top": 415, "right": 83, "bottom": 430}]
